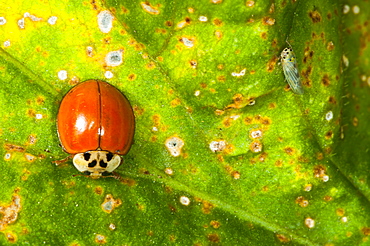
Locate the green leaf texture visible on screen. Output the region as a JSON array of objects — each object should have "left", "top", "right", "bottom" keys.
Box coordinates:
[{"left": 0, "top": 0, "right": 369, "bottom": 245}]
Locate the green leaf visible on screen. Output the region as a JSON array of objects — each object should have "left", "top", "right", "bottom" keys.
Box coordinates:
[{"left": 1, "top": 0, "right": 369, "bottom": 245}]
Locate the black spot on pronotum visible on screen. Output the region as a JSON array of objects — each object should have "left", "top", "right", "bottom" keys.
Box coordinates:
[
  {"left": 99, "top": 160, "right": 108, "bottom": 168},
  {"left": 88, "top": 160, "right": 97, "bottom": 167},
  {"left": 83, "top": 152, "right": 91, "bottom": 161},
  {"left": 106, "top": 152, "right": 113, "bottom": 162}
]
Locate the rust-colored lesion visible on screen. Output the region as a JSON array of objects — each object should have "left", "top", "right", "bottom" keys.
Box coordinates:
[
  {"left": 309, "top": 10, "right": 322, "bottom": 23},
  {"left": 101, "top": 194, "right": 122, "bottom": 213},
  {"left": 4, "top": 143, "right": 25, "bottom": 152},
  {"left": 276, "top": 233, "right": 290, "bottom": 243},
  {"left": 266, "top": 56, "right": 278, "bottom": 72},
  {"left": 321, "top": 74, "right": 330, "bottom": 87},
  {"left": 0, "top": 191, "right": 22, "bottom": 232}
]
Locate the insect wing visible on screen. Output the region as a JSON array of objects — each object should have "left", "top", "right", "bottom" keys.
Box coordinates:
[{"left": 281, "top": 52, "right": 304, "bottom": 95}]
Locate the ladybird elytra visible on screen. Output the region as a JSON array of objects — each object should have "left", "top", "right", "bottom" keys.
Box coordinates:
[{"left": 57, "top": 80, "right": 135, "bottom": 178}]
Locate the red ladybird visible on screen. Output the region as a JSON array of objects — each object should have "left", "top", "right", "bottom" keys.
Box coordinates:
[{"left": 57, "top": 80, "right": 135, "bottom": 178}]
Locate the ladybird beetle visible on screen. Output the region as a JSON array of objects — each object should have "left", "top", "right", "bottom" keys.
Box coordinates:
[{"left": 57, "top": 80, "right": 135, "bottom": 178}]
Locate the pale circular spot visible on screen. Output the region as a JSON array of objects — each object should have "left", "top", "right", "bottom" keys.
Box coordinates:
[
  {"left": 325, "top": 111, "right": 333, "bottom": 121},
  {"left": 0, "top": 17, "right": 7, "bottom": 25},
  {"left": 165, "top": 168, "right": 173, "bottom": 175},
  {"left": 4, "top": 153, "right": 11, "bottom": 160},
  {"left": 231, "top": 68, "right": 246, "bottom": 77},
  {"left": 194, "top": 90, "right": 200, "bottom": 96},
  {"left": 3, "top": 40, "right": 10, "bottom": 47},
  {"left": 18, "top": 18, "right": 25, "bottom": 29},
  {"left": 165, "top": 136, "right": 184, "bottom": 157},
  {"left": 305, "top": 217, "right": 315, "bottom": 228},
  {"left": 180, "top": 196, "right": 190, "bottom": 206},
  {"left": 250, "top": 129, "right": 262, "bottom": 139},
  {"left": 209, "top": 140, "right": 226, "bottom": 152},
  {"left": 104, "top": 71, "right": 114, "bottom": 79},
  {"left": 105, "top": 50, "right": 123, "bottom": 67},
  {"left": 35, "top": 114, "right": 43, "bottom": 119},
  {"left": 322, "top": 175, "right": 329, "bottom": 182},
  {"left": 352, "top": 5, "right": 360, "bottom": 14},
  {"left": 250, "top": 141, "right": 262, "bottom": 153},
  {"left": 109, "top": 223, "right": 116, "bottom": 230},
  {"left": 47, "top": 16, "right": 58, "bottom": 25},
  {"left": 304, "top": 184, "right": 312, "bottom": 192},
  {"left": 180, "top": 37, "right": 194, "bottom": 48},
  {"left": 246, "top": 1, "right": 255, "bottom": 7},
  {"left": 86, "top": 46, "right": 94, "bottom": 57},
  {"left": 97, "top": 10, "right": 114, "bottom": 33},
  {"left": 343, "top": 5, "right": 350, "bottom": 14},
  {"left": 199, "top": 16, "right": 208, "bottom": 22},
  {"left": 58, "top": 70, "right": 68, "bottom": 80}
]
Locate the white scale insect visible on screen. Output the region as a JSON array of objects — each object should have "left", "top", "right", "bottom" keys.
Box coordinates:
[{"left": 280, "top": 44, "right": 304, "bottom": 95}]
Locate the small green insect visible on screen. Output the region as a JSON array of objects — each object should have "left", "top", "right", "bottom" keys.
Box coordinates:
[{"left": 280, "top": 47, "right": 304, "bottom": 95}]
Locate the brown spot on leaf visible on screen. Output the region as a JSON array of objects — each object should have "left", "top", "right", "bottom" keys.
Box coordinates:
[
  {"left": 276, "top": 234, "right": 290, "bottom": 243},
  {"left": 244, "top": 116, "right": 253, "bottom": 125},
  {"left": 214, "top": 30, "right": 223, "bottom": 39},
  {"left": 322, "top": 74, "right": 330, "bottom": 86},
  {"left": 189, "top": 60, "right": 197, "bottom": 68},
  {"left": 94, "top": 186, "right": 103, "bottom": 195},
  {"left": 95, "top": 234, "right": 106, "bottom": 244},
  {"left": 207, "top": 233, "right": 220, "bottom": 243},
  {"left": 353, "top": 117, "right": 358, "bottom": 127},
  {"left": 323, "top": 195, "right": 333, "bottom": 201},
  {"left": 336, "top": 208, "right": 345, "bottom": 216},
  {"left": 101, "top": 194, "right": 122, "bottom": 213},
  {"left": 325, "top": 131, "right": 333, "bottom": 139},
  {"left": 275, "top": 159, "right": 283, "bottom": 167},
  {"left": 266, "top": 56, "right": 278, "bottom": 72},
  {"left": 271, "top": 38, "right": 278, "bottom": 47},
  {"left": 313, "top": 165, "right": 326, "bottom": 178},
  {"left": 250, "top": 141, "right": 262, "bottom": 153},
  {"left": 217, "top": 75, "right": 226, "bottom": 82},
  {"left": 213, "top": 18, "right": 223, "bottom": 26},
  {"left": 283, "top": 147, "right": 295, "bottom": 155},
  {"left": 268, "top": 103, "right": 276, "bottom": 109},
  {"left": 295, "top": 196, "right": 309, "bottom": 207},
  {"left": 210, "top": 220, "right": 221, "bottom": 229},
  {"left": 316, "top": 152, "right": 324, "bottom": 160},
  {"left": 36, "top": 96, "right": 45, "bottom": 105},
  {"left": 165, "top": 20, "right": 173, "bottom": 27},
  {"left": 261, "top": 117, "right": 271, "bottom": 125},
  {"left": 309, "top": 10, "right": 322, "bottom": 23},
  {"left": 0, "top": 192, "right": 22, "bottom": 231},
  {"left": 262, "top": 17, "right": 275, "bottom": 26},
  {"left": 202, "top": 200, "right": 214, "bottom": 214},
  {"left": 27, "top": 109, "right": 36, "bottom": 118},
  {"left": 362, "top": 227, "right": 370, "bottom": 236},
  {"left": 328, "top": 96, "right": 337, "bottom": 104},
  {"left": 4, "top": 143, "right": 25, "bottom": 152},
  {"left": 128, "top": 73, "right": 137, "bottom": 81}
]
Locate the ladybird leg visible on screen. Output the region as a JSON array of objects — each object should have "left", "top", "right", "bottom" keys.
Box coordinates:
[{"left": 53, "top": 155, "right": 72, "bottom": 166}]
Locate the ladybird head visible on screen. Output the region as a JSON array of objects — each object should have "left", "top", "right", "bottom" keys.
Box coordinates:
[{"left": 73, "top": 151, "right": 121, "bottom": 178}]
